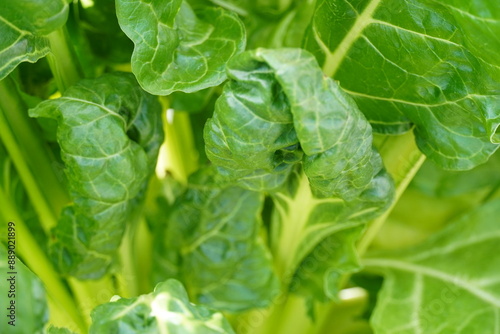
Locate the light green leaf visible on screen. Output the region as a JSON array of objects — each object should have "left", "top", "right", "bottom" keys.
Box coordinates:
[
  {"left": 0, "top": 0, "right": 68, "bottom": 80},
  {"left": 153, "top": 168, "right": 279, "bottom": 312},
  {"left": 304, "top": 0, "right": 500, "bottom": 170},
  {"left": 116, "top": 0, "right": 246, "bottom": 95},
  {"left": 364, "top": 199, "right": 500, "bottom": 333},
  {"left": 29, "top": 72, "right": 163, "bottom": 279},
  {"left": 0, "top": 245, "right": 48, "bottom": 334},
  {"left": 89, "top": 279, "right": 235, "bottom": 334}
]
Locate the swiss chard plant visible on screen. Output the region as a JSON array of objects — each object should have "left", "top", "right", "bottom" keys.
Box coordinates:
[{"left": 0, "top": 0, "right": 499, "bottom": 333}]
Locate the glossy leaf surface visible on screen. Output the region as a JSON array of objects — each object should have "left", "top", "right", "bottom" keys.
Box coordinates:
[
  {"left": 0, "top": 0, "right": 68, "bottom": 80},
  {"left": 29, "top": 72, "right": 163, "bottom": 278},
  {"left": 304, "top": 0, "right": 500, "bottom": 170},
  {"left": 116, "top": 0, "right": 246, "bottom": 95}
]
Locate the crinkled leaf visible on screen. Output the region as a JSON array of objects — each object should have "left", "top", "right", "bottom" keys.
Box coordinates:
[
  {"left": 205, "top": 48, "right": 387, "bottom": 200},
  {"left": 153, "top": 168, "right": 279, "bottom": 312},
  {"left": 304, "top": 0, "right": 500, "bottom": 170},
  {"left": 365, "top": 199, "right": 500, "bottom": 333},
  {"left": 0, "top": 0, "right": 68, "bottom": 80},
  {"left": 0, "top": 245, "right": 48, "bottom": 334},
  {"left": 89, "top": 279, "right": 235, "bottom": 334},
  {"left": 116, "top": 0, "right": 246, "bottom": 95},
  {"left": 204, "top": 47, "right": 394, "bottom": 300},
  {"left": 29, "top": 72, "right": 163, "bottom": 279}
]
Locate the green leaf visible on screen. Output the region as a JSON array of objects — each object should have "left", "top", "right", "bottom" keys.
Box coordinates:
[
  {"left": 29, "top": 72, "right": 163, "bottom": 279},
  {"left": 364, "top": 199, "right": 500, "bottom": 333},
  {"left": 0, "top": 245, "right": 48, "bottom": 334},
  {"left": 304, "top": 0, "right": 500, "bottom": 170},
  {"left": 153, "top": 168, "right": 279, "bottom": 312},
  {"left": 0, "top": 0, "right": 68, "bottom": 80},
  {"left": 271, "top": 169, "right": 392, "bottom": 301},
  {"left": 205, "top": 48, "right": 387, "bottom": 200},
  {"left": 89, "top": 279, "right": 235, "bottom": 334},
  {"left": 204, "top": 47, "right": 394, "bottom": 300},
  {"left": 116, "top": 0, "right": 246, "bottom": 95}
]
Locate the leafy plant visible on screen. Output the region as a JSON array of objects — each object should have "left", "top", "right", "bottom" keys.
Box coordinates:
[{"left": 0, "top": 0, "right": 498, "bottom": 333}]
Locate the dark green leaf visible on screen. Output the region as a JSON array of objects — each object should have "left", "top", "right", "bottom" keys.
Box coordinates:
[
  {"left": 153, "top": 168, "right": 279, "bottom": 312},
  {"left": 29, "top": 72, "right": 163, "bottom": 278},
  {"left": 304, "top": 0, "right": 500, "bottom": 169},
  {"left": 0, "top": 0, "right": 68, "bottom": 79},
  {"left": 116, "top": 0, "right": 246, "bottom": 95}
]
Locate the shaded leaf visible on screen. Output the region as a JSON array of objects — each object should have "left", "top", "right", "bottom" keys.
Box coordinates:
[{"left": 153, "top": 168, "right": 279, "bottom": 312}]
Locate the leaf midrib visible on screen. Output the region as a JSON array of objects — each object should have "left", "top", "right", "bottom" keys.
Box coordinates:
[{"left": 321, "top": 0, "right": 382, "bottom": 77}]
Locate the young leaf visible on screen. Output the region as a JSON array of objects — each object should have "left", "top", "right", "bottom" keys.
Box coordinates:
[
  {"left": 364, "top": 199, "right": 500, "bottom": 333},
  {"left": 116, "top": 0, "right": 246, "bottom": 95},
  {"left": 304, "top": 0, "right": 500, "bottom": 170},
  {"left": 205, "top": 48, "right": 387, "bottom": 200},
  {"left": 0, "top": 0, "right": 68, "bottom": 80},
  {"left": 153, "top": 169, "right": 279, "bottom": 312},
  {"left": 29, "top": 72, "right": 163, "bottom": 279},
  {"left": 89, "top": 279, "right": 235, "bottom": 333}
]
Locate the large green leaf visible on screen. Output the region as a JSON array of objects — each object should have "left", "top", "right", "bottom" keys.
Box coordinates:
[
  {"left": 29, "top": 72, "right": 163, "bottom": 279},
  {"left": 0, "top": 245, "right": 48, "bottom": 334},
  {"left": 153, "top": 169, "right": 279, "bottom": 312},
  {"left": 364, "top": 199, "right": 500, "bottom": 333},
  {"left": 89, "top": 279, "right": 235, "bottom": 333},
  {"left": 0, "top": 0, "right": 68, "bottom": 80},
  {"left": 116, "top": 0, "right": 246, "bottom": 95},
  {"left": 304, "top": 0, "right": 500, "bottom": 170}
]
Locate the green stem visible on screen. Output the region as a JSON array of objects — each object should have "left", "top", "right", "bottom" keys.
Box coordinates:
[
  {"left": 0, "top": 106, "right": 58, "bottom": 231},
  {"left": 0, "top": 77, "right": 69, "bottom": 215},
  {"left": 0, "top": 187, "right": 87, "bottom": 333},
  {"left": 67, "top": 276, "right": 117, "bottom": 327},
  {"left": 272, "top": 171, "right": 313, "bottom": 278},
  {"left": 134, "top": 217, "right": 154, "bottom": 294},
  {"left": 117, "top": 229, "right": 138, "bottom": 298},
  {"left": 357, "top": 131, "right": 425, "bottom": 255},
  {"left": 47, "top": 26, "right": 83, "bottom": 92},
  {"left": 159, "top": 102, "right": 199, "bottom": 183}
]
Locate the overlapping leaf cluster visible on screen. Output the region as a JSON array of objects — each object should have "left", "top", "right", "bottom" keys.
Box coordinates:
[{"left": 0, "top": 0, "right": 499, "bottom": 333}]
